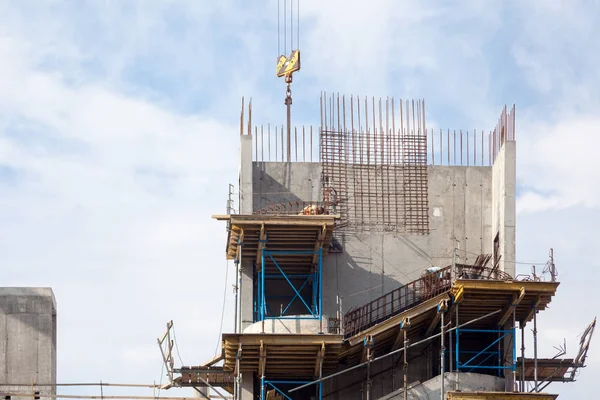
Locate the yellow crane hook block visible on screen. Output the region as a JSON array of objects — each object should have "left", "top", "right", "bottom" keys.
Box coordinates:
[{"left": 276, "top": 50, "right": 301, "bottom": 79}]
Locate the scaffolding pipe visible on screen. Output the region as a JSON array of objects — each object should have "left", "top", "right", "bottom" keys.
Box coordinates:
[
  {"left": 403, "top": 329, "right": 408, "bottom": 400},
  {"left": 366, "top": 345, "right": 372, "bottom": 400},
  {"left": 455, "top": 305, "right": 459, "bottom": 391},
  {"left": 440, "top": 310, "right": 445, "bottom": 400},
  {"left": 512, "top": 309, "right": 517, "bottom": 391},
  {"left": 533, "top": 307, "right": 539, "bottom": 392},
  {"left": 289, "top": 309, "right": 502, "bottom": 393},
  {"left": 449, "top": 329, "right": 453, "bottom": 373},
  {"left": 234, "top": 260, "right": 239, "bottom": 334},
  {"left": 521, "top": 324, "right": 526, "bottom": 392}
]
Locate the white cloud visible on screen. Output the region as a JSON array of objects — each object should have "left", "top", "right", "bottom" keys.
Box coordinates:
[
  {"left": 517, "top": 116, "right": 600, "bottom": 213},
  {"left": 1, "top": 1, "right": 599, "bottom": 398}
]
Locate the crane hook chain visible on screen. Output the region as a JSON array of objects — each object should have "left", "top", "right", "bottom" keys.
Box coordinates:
[{"left": 284, "top": 76, "right": 292, "bottom": 162}]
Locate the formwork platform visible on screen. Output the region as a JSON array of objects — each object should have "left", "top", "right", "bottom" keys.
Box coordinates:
[
  {"left": 516, "top": 358, "right": 577, "bottom": 382},
  {"left": 174, "top": 365, "right": 234, "bottom": 394},
  {"left": 222, "top": 333, "right": 344, "bottom": 379},
  {"left": 340, "top": 277, "right": 559, "bottom": 366},
  {"left": 213, "top": 214, "right": 336, "bottom": 272},
  {"left": 451, "top": 280, "right": 559, "bottom": 328}
]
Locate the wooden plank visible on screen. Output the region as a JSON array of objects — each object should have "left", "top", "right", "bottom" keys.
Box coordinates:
[
  {"left": 314, "top": 342, "right": 326, "bottom": 378},
  {"left": 255, "top": 223, "right": 266, "bottom": 266},
  {"left": 522, "top": 296, "right": 542, "bottom": 327},
  {"left": 312, "top": 224, "right": 327, "bottom": 265},
  {"left": 457, "top": 280, "right": 559, "bottom": 294},
  {"left": 200, "top": 353, "right": 224, "bottom": 367},
  {"left": 497, "top": 287, "right": 525, "bottom": 327}
]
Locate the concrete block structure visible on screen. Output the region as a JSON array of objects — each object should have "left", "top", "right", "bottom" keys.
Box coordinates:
[
  {"left": 170, "top": 96, "right": 594, "bottom": 400},
  {"left": 0, "top": 288, "right": 57, "bottom": 400}
]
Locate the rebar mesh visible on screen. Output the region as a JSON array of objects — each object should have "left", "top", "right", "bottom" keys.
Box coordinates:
[{"left": 320, "top": 94, "right": 429, "bottom": 233}]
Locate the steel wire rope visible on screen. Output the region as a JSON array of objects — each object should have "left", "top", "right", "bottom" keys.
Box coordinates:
[
  {"left": 171, "top": 325, "right": 185, "bottom": 367},
  {"left": 283, "top": 0, "right": 286, "bottom": 55},
  {"left": 297, "top": 0, "right": 299, "bottom": 50},
  {"left": 214, "top": 259, "right": 230, "bottom": 356}
]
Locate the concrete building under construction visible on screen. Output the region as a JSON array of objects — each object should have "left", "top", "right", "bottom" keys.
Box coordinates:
[
  {"left": 164, "top": 94, "right": 596, "bottom": 400},
  {"left": 0, "top": 5, "right": 595, "bottom": 400}
]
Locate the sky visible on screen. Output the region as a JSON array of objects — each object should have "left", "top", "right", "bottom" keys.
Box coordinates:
[{"left": 1, "top": 0, "right": 599, "bottom": 398}]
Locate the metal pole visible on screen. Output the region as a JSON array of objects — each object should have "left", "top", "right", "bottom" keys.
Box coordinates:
[
  {"left": 521, "top": 324, "right": 525, "bottom": 392},
  {"left": 512, "top": 309, "right": 517, "bottom": 391},
  {"left": 533, "top": 307, "right": 538, "bottom": 392},
  {"left": 403, "top": 329, "right": 408, "bottom": 400},
  {"left": 455, "top": 305, "right": 459, "bottom": 391},
  {"left": 234, "top": 260, "right": 239, "bottom": 334},
  {"left": 261, "top": 249, "right": 265, "bottom": 333},
  {"left": 440, "top": 312, "right": 445, "bottom": 400},
  {"left": 260, "top": 376, "right": 265, "bottom": 400},
  {"left": 319, "top": 248, "right": 323, "bottom": 333},
  {"left": 449, "top": 328, "right": 453, "bottom": 373},
  {"left": 366, "top": 346, "right": 371, "bottom": 400}
]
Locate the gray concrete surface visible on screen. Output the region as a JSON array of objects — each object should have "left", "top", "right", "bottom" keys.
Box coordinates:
[
  {"left": 239, "top": 135, "right": 253, "bottom": 214},
  {"left": 376, "top": 372, "right": 505, "bottom": 400},
  {"left": 243, "top": 316, "right": 330, "bottom": 334},
  {"left": 492, "top": 141, "right": 516, "bottom": 278},
  {"left": 0, "top": 288, "right": 57, "bottom": 400},
  {"left": 239, "top": 372, "right": 253, "bottom": 400},
  {"left": 240, "top": 261, "right": 254, "bottom": 331},
  {"left": 252, "top": 162, "right": 497, "bottom": 314}
]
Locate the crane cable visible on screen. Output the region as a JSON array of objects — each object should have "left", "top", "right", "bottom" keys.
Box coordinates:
[
  {"left": 278, "top": 0, "right": 300, "bottom": 162},
  {"left": 277, "top": 1, "right": 299, "bottom": 57}
]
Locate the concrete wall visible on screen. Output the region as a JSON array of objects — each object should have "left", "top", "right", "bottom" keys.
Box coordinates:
[
  {"left": 253, "top": 162, "right": 321, "bottom": 211},
  {"left": 0, "top": 288, "right": 57, "bottom": 400},
  {"left": 251, "top": 162, "right": 494, "bottom": 315},
  {"left": 492, "top": 141, "right": 516, "bottom": 278}
]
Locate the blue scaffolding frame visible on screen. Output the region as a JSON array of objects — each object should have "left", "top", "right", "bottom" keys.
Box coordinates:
[
  {"left": 455, "top": 328, "right": 516, "bottom": 376},
  {"left": 260, "top": 379, "right": 322, "bottom": 400},
  {"left": 256, "top": 249, "right": 323, "bottom": 323}
]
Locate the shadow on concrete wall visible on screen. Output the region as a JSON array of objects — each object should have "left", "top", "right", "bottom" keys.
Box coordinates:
[
  {"left": 324, "top": 249, "right": 405, "bottom": 320},
  {"left": 253, "top": 163, "right": 303, "bottom": 212}
]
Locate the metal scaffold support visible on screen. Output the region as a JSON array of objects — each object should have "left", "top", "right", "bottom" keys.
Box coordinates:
[
  {"left": 260, "top": 379, "right": 321, "bottom": 400},
  {"left": 257, "top": 248, "right": 323, "bottom": 326},
  {"left": 455, "top": 328, "right": 516, "bottom": 376}
]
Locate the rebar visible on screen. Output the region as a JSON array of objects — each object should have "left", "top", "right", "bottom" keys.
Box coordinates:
[{"left": 320, "top": 94, "right": 428, "bottom": 233}]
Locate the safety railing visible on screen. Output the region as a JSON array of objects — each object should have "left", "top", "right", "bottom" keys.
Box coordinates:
[
  {"left": 343, "top": 265, "right": 513, "bottom": 338},
  {"left": 343, "top": 266, "right": 452, "bottom": 338}
]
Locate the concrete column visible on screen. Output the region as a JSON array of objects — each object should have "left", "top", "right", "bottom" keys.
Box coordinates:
[
  {"left": 240, "top": 260, "right": 254, "bottom": 331},
  {"left": 239, "top": 135, "right": 253, "bottom": 214},
  {"left": 0, "top": 288, "right": 57, "bottom": 400},
  {"left": 239, "top": 372, "right": 254, "bottom": 400},
  {"left": 492, "top": 141, "right": 516, "bottom": 277}
]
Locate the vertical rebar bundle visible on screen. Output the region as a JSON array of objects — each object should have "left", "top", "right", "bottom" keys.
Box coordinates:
[{"left": 319, "top": 93, "right": 429, "bottom": 234}]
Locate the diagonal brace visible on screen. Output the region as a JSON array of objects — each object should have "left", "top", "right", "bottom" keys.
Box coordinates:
[{"left": 269, "top": 253, "right": 314, "bottom": 315}]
